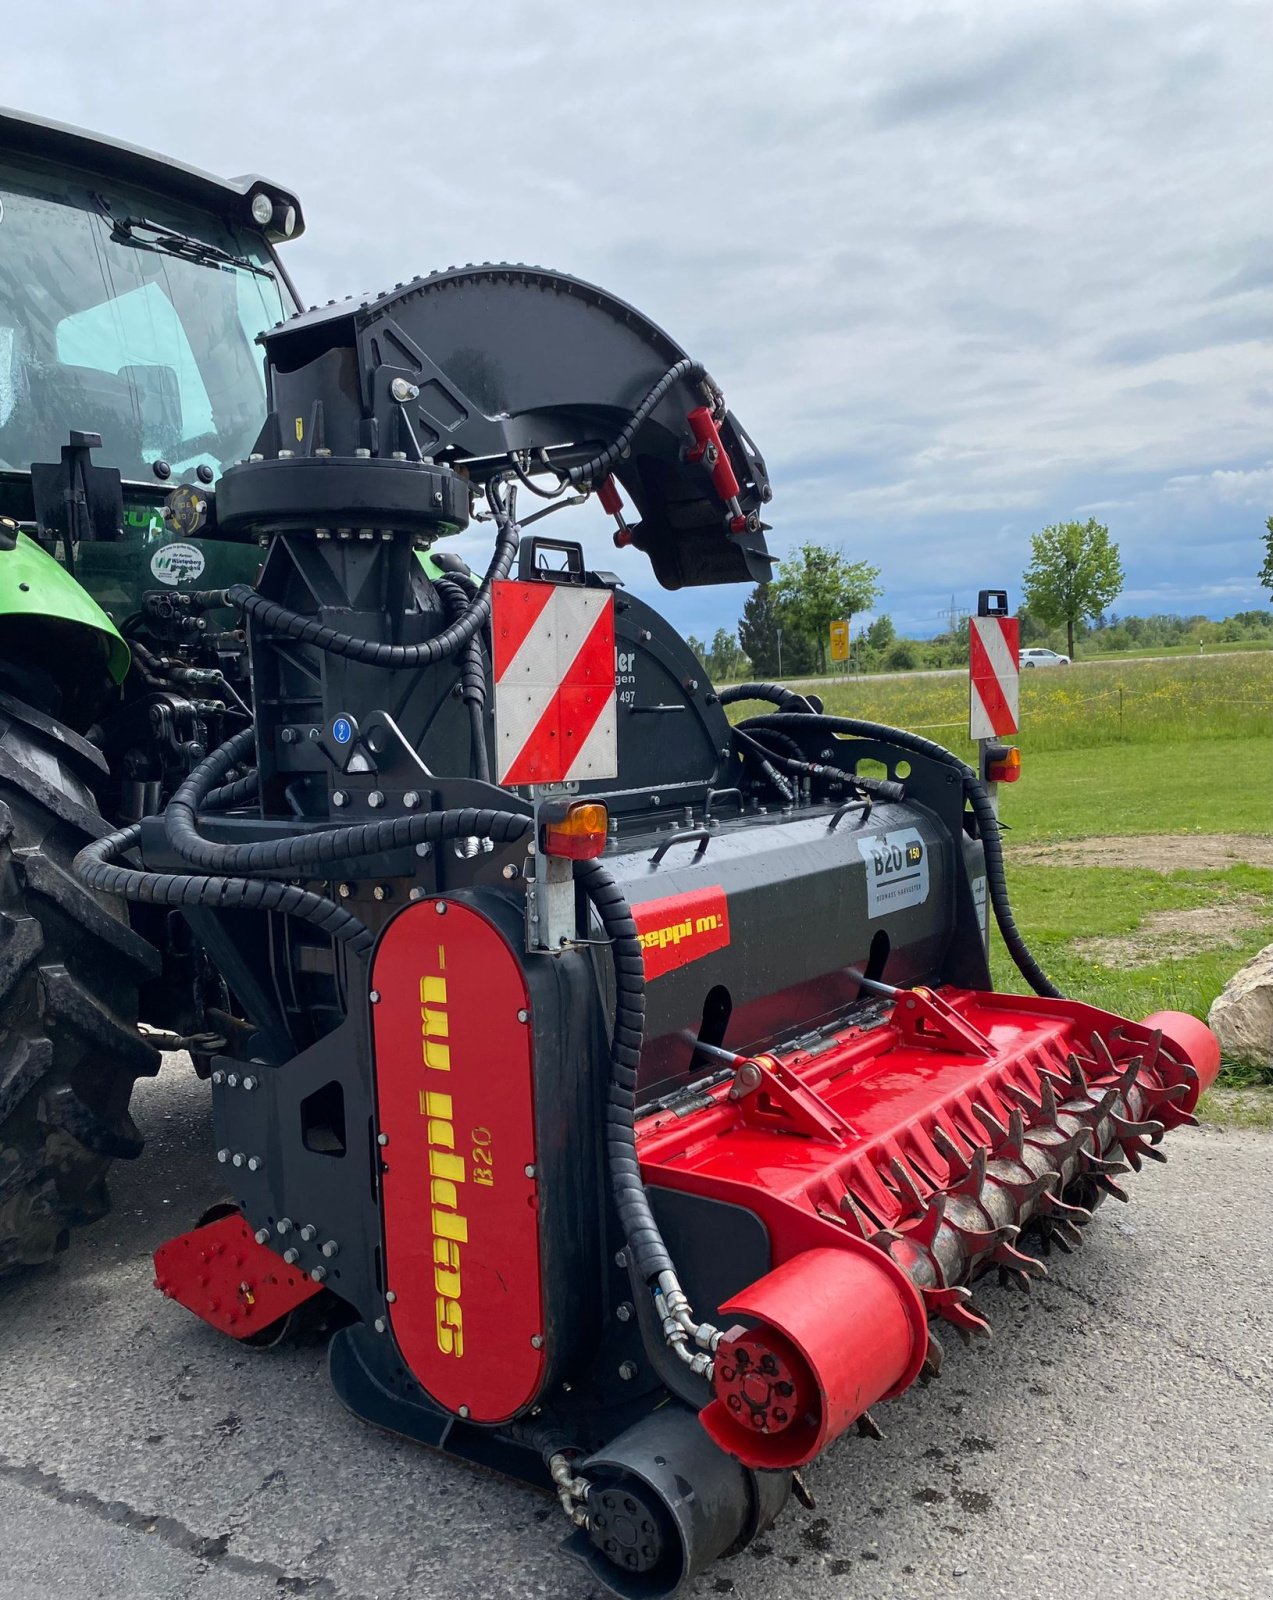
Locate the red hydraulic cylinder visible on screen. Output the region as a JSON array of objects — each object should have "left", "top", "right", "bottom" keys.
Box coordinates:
[{"left": 698, "top": 1246, "right": 926, "bottom": 1470}]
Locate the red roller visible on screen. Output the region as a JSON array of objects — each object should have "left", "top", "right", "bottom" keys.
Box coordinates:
[{"left": 698, "top": 1246, "right": 926, "bottom": 1470}]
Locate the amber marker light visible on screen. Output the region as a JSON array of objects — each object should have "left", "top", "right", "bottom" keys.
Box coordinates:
[
  {"left": 985, "top": 745, "right": 1022, "bottom": 783},
  {"left": 540, "top": 800, "right": 609, "bottom": 860}
]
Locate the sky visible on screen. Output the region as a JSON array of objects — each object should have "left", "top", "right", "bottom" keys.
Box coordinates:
[{"left": 5, "top": 0, "right": 1270, "bottom": 641}]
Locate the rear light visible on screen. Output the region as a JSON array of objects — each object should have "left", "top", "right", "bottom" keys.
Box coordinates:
[
  {"left": 984, "top": 745, "right": 1022, "bottom": 784},
  {"left": 539, "top": 800, "right": 609, "bottom": 860}
]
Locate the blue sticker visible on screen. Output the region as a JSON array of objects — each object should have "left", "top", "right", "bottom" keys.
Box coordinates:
[{"left": 332, "top": 717, "right": 353, "bottom": 746}]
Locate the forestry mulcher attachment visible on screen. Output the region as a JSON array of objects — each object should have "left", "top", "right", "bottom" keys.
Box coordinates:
[{"left": 77, "top": 269, "right": 1219, "bottom": 1596}]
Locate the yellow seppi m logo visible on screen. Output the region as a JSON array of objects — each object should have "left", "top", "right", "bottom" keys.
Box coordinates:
[
  {"left": 420, "top": 964, "right": 468, "bottom": 1358},
  {"left": 417, "top": 951, "right": 495, "bottom": 1361}
]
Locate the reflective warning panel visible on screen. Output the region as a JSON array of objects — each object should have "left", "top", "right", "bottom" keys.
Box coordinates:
[
  {"left": 492, "top": 581, "right": 617, "bottom": 786},
  {"left": 969, "top": 615, "right": 1020, "bottom": 740}
]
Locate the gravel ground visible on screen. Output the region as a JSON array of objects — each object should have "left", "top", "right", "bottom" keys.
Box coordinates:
[{"left": 0, "top": 1058, "right": 1270, "bottom": 1600}]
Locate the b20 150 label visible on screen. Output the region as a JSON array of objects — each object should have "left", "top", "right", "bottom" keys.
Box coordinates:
[{"left": 857, "top": 828, "right": 930, "bottom": 917}]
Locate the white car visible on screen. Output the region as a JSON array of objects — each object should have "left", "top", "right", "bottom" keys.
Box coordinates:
[{"left": 1020, "top": 647, "right": 1071, "bottom": 668}]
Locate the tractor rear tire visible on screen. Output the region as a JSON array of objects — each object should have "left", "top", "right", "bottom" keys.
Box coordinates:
[{"left": 0, "top": 706, "right": 161, "bottom": 1274}]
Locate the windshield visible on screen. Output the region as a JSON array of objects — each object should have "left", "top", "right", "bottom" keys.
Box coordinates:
[{"left": 0, "top": 156, "right": 290, "bottom": 483}]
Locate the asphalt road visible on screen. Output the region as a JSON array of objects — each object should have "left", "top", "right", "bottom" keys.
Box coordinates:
[
  {"left": 777, "top": 646, "right": 1268, "bottom": 690},
  {"left": 1, "top": 1060, "right": 1270, "bottom": 1600}
]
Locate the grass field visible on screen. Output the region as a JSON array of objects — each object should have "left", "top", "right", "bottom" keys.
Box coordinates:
[
  {"left": 1082, "top": 639, "right": 1273, "bottom": 660},
  {"left": 799, "top": 649, "right": 1273, "bottom": 759},
  {"left": 728, "top": 653, "right": 1273, "bottom": 1122}
]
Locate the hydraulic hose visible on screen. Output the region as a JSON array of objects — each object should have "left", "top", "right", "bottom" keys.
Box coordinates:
[
  {"left": 223, "top": 516, "right": 519, "bottom": 669},
  {"left": 576, "top": 858, "right": 670, "bottom": 1283},
  {"left": 717, "top": 680, "right": 818, "bottom": 715},
  {"left": 738, "top": 710, "right": 1061, "bottom": 1000},
  {"left": 564, "top": 357, "right": 708, "bottom": 488},
  {"left": 75, "top": 825, "right": 374, "bottom": 954},
  {"left": 436, "top": 574, "right": 491, "bottom": 784}
]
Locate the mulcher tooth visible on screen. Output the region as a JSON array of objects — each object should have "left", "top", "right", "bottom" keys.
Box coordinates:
[
  {"left": 1002, "top": 1107, "right": 1028, "bottom": 1162},
  {"left": 1037, "top": 1075, "right": 1060, "bottom": 1122},
  {"left": 1065, "top": 1051, "right": 1090, "bottom": 1096},
  {"left": 1079, "top": 1150, "right": 1129, "bottom": 1178},
  {"left": 856, "top": 1410, "right": 885, "bottom": 1441},
  {"left": 922, "top": 1284, "right": 991, "bottom": 1342},
  {"left": 1090, "top": 1031, "right": 1119, "bottom": 1076},
  {"left": 901, "top": 1193, "right": 947, "bottom": 1250},
  {"left": 792, "top": 1471, "right": 817, "bottom": 1510},
  {"left": 1093, "top": 1173, "right": 1131, "bottom": 1202},
  {"left": 972, "top": 1101, "right": 1009, "bottom": 1149},
  {"left": 888, "top": 1155, "right": 929, "bottom": 1211},
  {"left": 1040, "top": 1215, "right": 1085, "bottom": 1253},
  {"left": 992, "top": 1237, "right": 1049, "bottom": 1286},
  {"left": 1111, "top": 1111, "right": 1164, "bottom": 1141},
  {"left": 838, "top": 1191, "right": 876, "bottom": 1239},
  {"left": 1090, "top": 1084, "right": 1122, "bottom": 1122},
  {"left": 950, "top": 1144, "right": 989, "bottom": 1200},
  {"left": 921, "top": 1331, "right": 945, "bottom": 1381},
  {"left": 1003, "top": 1082, "right": 1044, "bottom": 1120},
  {"left": 1037, "top": 1188, "right": 1093, "bottom": 1227},
  {"left": 1111, "top": 1055, "right": 1143, "bottom": 1098},
  {"left": 930, "top": 1122, "right": 972, "bottom": 1182}
]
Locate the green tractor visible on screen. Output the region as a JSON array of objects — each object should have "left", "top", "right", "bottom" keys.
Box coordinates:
[{"left": 0, "top": 106, "right": 304, "bottom": 1270}]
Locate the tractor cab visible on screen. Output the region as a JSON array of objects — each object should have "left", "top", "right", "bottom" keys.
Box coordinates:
[{"left": 0, "top": 105, "right": 301, "bottom": 519}]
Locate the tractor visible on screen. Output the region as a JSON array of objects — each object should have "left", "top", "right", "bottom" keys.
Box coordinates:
[
  {"left": 0, "top": 105, "right": 303, "bottom": 1270},
  {"left": 69, "top": 268, "right": 1220, "bottom": 1595}
]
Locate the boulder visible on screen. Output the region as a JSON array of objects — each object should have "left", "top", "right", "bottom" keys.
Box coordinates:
[{"left": 1208, "top": 943, "right": 1273, "bottom": 1066}]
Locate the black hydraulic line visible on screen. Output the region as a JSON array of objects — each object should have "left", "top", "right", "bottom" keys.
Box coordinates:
[
  {"left": 726, "top": 707, "right": 905, "bottom": 803},
  {"left": 204, "top": 768, "right": 259, "bottom": 811},
  {"left": 75, "top": 825, "right": 375, "bottom": 954},
  {"left": 730, "top": 726, "right": 796, "bottom": 803},
  {"left": 436, "top": 574, "right": 491, "bottom": 785},
  {"left": 716, "top": 680, "right": 817, "bottom": 715},
  {"left": 576, "top": 858, "right": 670, "bottom": 1284},
  {"left": 563, "top": 357, "right": 708, "bottom": 488},
  {"left": 224, "top": 516, "right": 519, "bottom": 670},
  {"left": 165, "top": 734, "right": 529, "bottom": 875},
  {"left": 739, "top": 710, "right": 1061, "bottom": 1000}
]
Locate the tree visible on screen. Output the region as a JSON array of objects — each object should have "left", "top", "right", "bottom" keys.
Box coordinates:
[
  {"left": 1021, "top": 519, "right": 1124, "bottom": 660},
  {"left": 865, "top": 614, "right": 895, "bottom": 653},
  {"left": 707, "top": 627, "right": 747, "bottom": 683},
  {"left": 737, "top": 585, "right": 816, "bottom": 676},
  {"left": 1260, "top": 515, "right": 1273, "bottom": 599},
  {"left": 772, "top": 544, "right": 883, "bottom": 673},
  {"left": 738, "top": 587, "right": 780, "bottom": 675},
  {"left": 685, "top": 634, "right": 709, "bottom": 669}
]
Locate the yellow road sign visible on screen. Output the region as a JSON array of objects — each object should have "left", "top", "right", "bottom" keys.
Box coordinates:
[{"left": 829, "top": 620, "right": 850, "bottom": 662}]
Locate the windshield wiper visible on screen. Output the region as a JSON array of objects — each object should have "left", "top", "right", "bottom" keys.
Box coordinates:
[{"left": 109, "top": 214, "right": 274, "bottom": 280}]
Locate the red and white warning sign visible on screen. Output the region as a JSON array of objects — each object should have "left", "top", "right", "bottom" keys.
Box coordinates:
[
  {"left": 969, "top": 614, "right": 1020, "bottom": 740},
  {"left": 492, "top": 580, "right": 618, "bottom": 786}
]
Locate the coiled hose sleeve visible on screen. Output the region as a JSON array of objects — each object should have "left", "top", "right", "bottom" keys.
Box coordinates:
[
  {"left": 564, "top": 358, "right": 707, "bottom": 488},
  {"left": 716, "top": 680, "right": 818, "bottom": 714},
  {"left": 436, "top": 574, "right": 491, "bottom": 785},
  {"left": 737, "top": 711, "right": 1061, "bottom": 1000},
  {"left": 162, "top": 732, "right": 531, "bottom": 874},
  {"left": 223, "top": 518, "right": 519, "bottom": 669},
  {"left": 576, "top": 859, "right": 669, "bottom": 1283},
  {"left": 75, "top": 826, "right": 375, "bottom": 954}
]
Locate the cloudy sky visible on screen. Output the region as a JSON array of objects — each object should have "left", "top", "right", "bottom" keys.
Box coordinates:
[{"left": 7, "top": 1, "right": 1270, "bottom": 640}]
